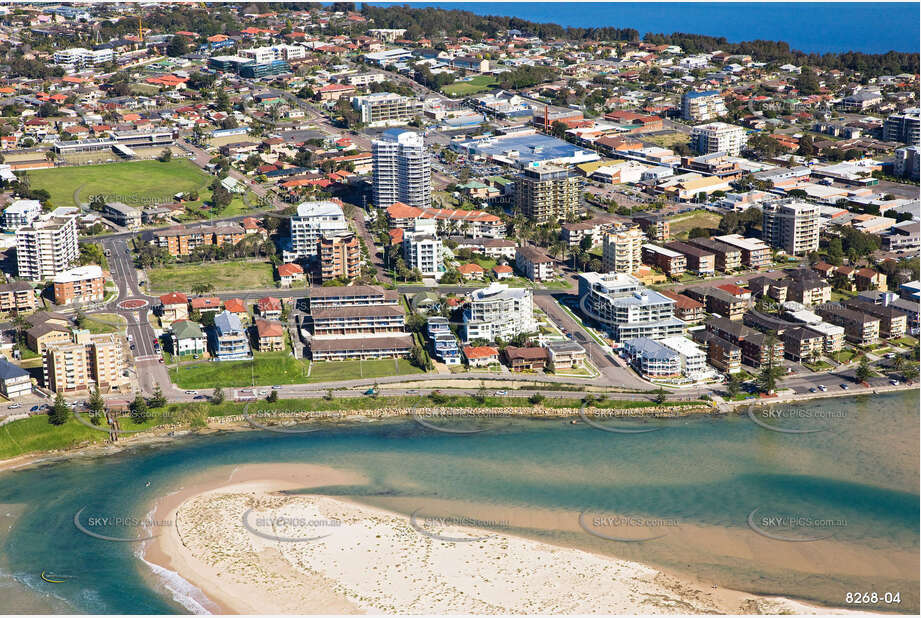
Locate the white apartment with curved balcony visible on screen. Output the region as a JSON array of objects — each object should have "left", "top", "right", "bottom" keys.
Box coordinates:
[
  {"left": 463, "top": 283, "right": 536, "bottom": 343},
  {"left": 372, "top": 129, "right": 431, "bottom": 209}
]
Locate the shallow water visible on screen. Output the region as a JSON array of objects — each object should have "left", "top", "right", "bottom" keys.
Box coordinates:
[{"left": 0, "top": 391, "right": 917, "bottom": 614}]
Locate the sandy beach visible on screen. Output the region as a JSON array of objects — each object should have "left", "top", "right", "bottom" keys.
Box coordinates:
[{"left": 143, "top": 463, "right": 871, "bottom": 615}]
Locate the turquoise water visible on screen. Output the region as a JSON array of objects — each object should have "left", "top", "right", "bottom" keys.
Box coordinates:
[{"left": 0, "top": 391, "right": 918, "bottom": 613}]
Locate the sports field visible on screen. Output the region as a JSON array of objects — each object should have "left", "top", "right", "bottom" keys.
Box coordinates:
[
  {"left": 27, "top": 159, "right": 211, "bottom": 208},
  {"left": 442, "top": 75, "right": 498, "bottom": 97}
]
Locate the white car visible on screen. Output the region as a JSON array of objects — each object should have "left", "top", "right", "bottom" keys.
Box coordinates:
[
  {"left": 7, "top": 403, "right": 21, "bottom": 410},
  {"left": 494, "top": 390, "right": 508, "bottom": 396},
  {"left": 818, "top": 385, "right": 827, "bottom": 391},
  {"left": 185, "top": 390, "right": 197, "bottom": 395}
]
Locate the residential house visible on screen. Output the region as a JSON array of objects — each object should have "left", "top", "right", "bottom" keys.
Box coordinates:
[
  {"left": 463, "top": 345, "right": 500, "bottom": 367},
  {"left": 170, "top": 319, "right": 207, "bottom": 357},
  {"left": 190, "top": 297, "right": 223, "bottom": 314},
  {"left": 503, "top": 346, "right": 548, "bottom": 372},
  {"left": 545, "top": 341, "right": 586, "bottom": 370},
  {"left": 256, "top": 296, "right": 283, "bottom": 319},
  {"left": 254, "top": 318, "right": 286, "bottom": 351},
  {"left": 277, "top": 262, "right": 305, "bottom": 287},
  {"left": 211, "top": 310, "right": 252, "bottom": 360}
]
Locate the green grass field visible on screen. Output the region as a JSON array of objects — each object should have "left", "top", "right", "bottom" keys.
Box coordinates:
[
  {"left": 147, "top": 261, "right": 275, "bottom": 292},
  {"left": 0, "top": 415, "right": 106, "bottom": 460},
  {"left": 169, "top": 353, "right": 426, "bottom": 389},
  {"left": 79, "top": 313, "right": 127, "bottom": 334},
  {"left": 442, "top": 75, "right": 498, "bottom": 97},
  {"left": 669, "top": 210, "right": 723, "bottom": 238},
  {"left": 28, "top": 159, "right": 211, "bottom": 208}
]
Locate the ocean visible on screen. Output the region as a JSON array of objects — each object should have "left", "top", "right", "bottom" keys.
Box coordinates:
[
  {"left": 0, "top": 391, "right": 917, "bottom": 614},
  {"left": 362, "top": 2, "right": 921, "bottom": 54}
]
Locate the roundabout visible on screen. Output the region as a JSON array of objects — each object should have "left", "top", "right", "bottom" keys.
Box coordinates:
[{"left": 117, "top": 299, "right": 149, "bottom": 310}]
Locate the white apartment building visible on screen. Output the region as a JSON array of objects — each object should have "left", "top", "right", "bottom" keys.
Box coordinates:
[
  {"left": 691, "top": 122, "right": 748, "bottom": 156},
  {"left": 287, "top": 200, "right": 348, "bottom": 260},
  {"left": 578, "top": 272, "right": 685, "bottom": 342},
  {"left": 16, "top": 210, "right": 79, "bottom": 281},
  {"left": 893, "top": 146, "right": 920, "bottom": 181},
  {"left": 762, "top": 199, "right": 821, "bottom": 255},
  {"left": 2, "top": 200, "right": 42, "bottom": 231},
  {"left": 463, "top": 283, "right": 536, "bottom": 343},
  {"left": 681, "top": 90, "right": 727, "bottom": 122},
  {"left": 372, "top": 129, "right": 431, "bottom": 209},
  {"left": 601, "top": 223, "right": 644, "bottom": 274},
  {"left": 53, "top": 47, "right": 114, "bottom": 67},
  {"left": 403, "top": 220, "right": 443, "bottom": 280},
  {"left": 351, "top": 92, "right": 424, "bottom": 127},
  {"left": 240, "top": 44, "right": 306, "bottom": 63},
  {"left": 659, "top": 336, "right": 708, "bottom": 379}
]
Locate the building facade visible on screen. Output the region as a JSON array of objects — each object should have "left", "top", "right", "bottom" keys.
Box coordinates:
[
  {"left": 372, "top": 129, "right": 431, "bottom": 209},
  {"left": 681, "top": 90, "right": 727, "bottom": 122},
  {"left": 319, "top": 231, "right": 361, "bottom": 282},
  {"left": 52, "top": 265, "right": 105, "bottom": 305},
  {"left": 16, "top": 211, "right": 79, "bottom": 281},
  {"left": 514, "top": 165, "right": 581, "bottom": 224},
  {"left": 289, "top": 200, "right": 349, "bottom": 260},
  {"left": 690, "top": 122, "right": 747, "bottom": 156},
  {"left": 463, "top": 283, "right": 536, "bottom": 343},
  {"left": 761, "top": 199, "right": 820, "bottom": 255},
  {"left": 578, "top": 272, "right": 685, "bottom": 342},
  {"left": 602, "top": 223, "right": 644, "bottom": 274}
]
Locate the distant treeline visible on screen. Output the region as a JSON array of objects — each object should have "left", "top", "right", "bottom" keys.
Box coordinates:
[
  {"left": 359, "top": 5, "right": 639, "bottom": 43},
  {"left": 359, "top": 5, "right": 918, "bottom": 77},
  {"left": 642, "top": 32, "right": 918, "bottom": 77}
]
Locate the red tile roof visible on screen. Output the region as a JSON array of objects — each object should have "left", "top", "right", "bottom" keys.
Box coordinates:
[
  {"left": 277, "top": 263, "right": 304, "bottom": 277},
  {"left": 463, "top": 345, "right": 499, "bottom": 360},
  {"left": 159, "top": 292, "right": 188, "bottom": 306},
  {"left": 224, "top": 298, "right": 247, "bottom": 313},
  {"left": 257, "top": 296, "right": 282, "bottom": 311},
  {"left": 190, "top": 297, "right": 222, "bottom": 310},
  {"left": 255, "top": 318, "right": 285, "bottom": 338}
]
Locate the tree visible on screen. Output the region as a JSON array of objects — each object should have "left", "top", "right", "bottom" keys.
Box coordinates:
[
  {"left": 654, "top": 387, "right": 666, "bottom": 404},
  {"left": 212, "top": 386, "right": 225, "bottom": 404},
  {"left": 266, "top": 390, "right": 278, "bottom": 402},
  {"left": 130, "top": 394, "right": 150, "bottom": 424},
  {"left": 855, "top": 355, "right": 872, "bottom": 383},
  {"left": 157, "top": 148, "right": 172, "bottom": 162},
  {"left": 214, "top": 87, "right": 231, "bottom": 112},
  {"left": 726, "top": 373, "right": 743, "bottom": 398},
  {"left": 150, "top": 385, "right": 167, "bottom": 408},
  {"left": 755, "top": 343, "right": 784, "bottom": 394},
  {"left": 550, "top": 120, "right": 568, "bottom": 138},
  {"left": 795, "top": 69, "right": 821, "bottom": 95},
  {"left": 797, "top": 134, "right": 815, "bottom": 157},
  {"left": 88, "top": 386, "right": 105, "bottom": 418},
  {"left": 528, "top": 393, "right": 545, "bottom": 405},
  {"left": 166, "top": 34, "right": 189, "bottom": 58},
  {"left": 902, "top": 363, "right": 919, "bottom": 383},
  {"left": 47, "top": 393, "right": 69, "bottom": 426}
]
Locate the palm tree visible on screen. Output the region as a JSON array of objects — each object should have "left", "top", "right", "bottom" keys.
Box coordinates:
[{"left": 191, "top": 282, "right": 214, "bottom": 295}]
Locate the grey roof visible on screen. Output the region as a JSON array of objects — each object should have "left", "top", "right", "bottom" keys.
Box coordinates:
[
  {"left": 214, "top": 310, "right": 243, "bottom": 335},
  {"left": 623, "top": 337, "right": 680, "bottom": 361},
  {"left": 0, "top": 357, "right": 28, "bottom": 381}
]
